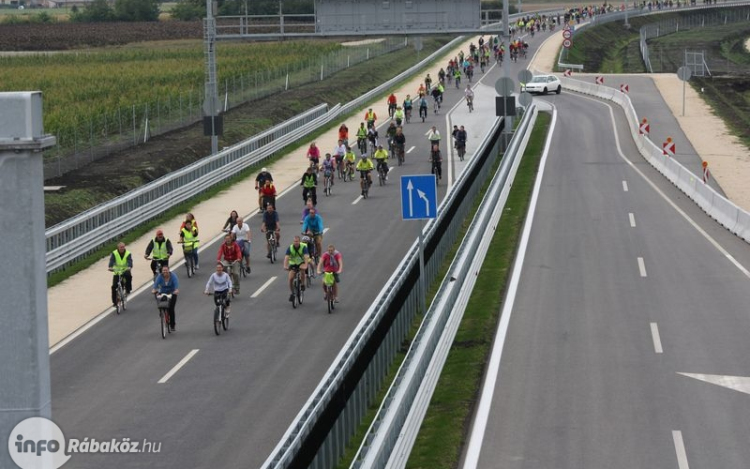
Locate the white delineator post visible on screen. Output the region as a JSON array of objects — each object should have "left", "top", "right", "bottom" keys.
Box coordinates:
[{"left": 0, "top": 91, "right": 56, "bottom": 466}]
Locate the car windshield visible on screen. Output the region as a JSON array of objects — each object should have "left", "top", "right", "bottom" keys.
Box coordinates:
[{"left": 530, "top": 76, "right": 549, "bottom": 83}]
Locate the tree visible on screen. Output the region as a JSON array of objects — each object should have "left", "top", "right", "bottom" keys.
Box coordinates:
[
  {"left": 70, "top": 0, "right": 115, "bottom": 22},
  {"left": 114, "top": 0, "right": 160, "bottom": 21},
  {"left": 170, "top": 0, "right": 205, "bottom": 21}
]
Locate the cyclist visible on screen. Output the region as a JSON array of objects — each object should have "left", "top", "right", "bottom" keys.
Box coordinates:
[
  {"left": 108, "top": 242, "right": 133, "bottom": 308},
  {"left": 344, "top": 146, "right": 357, "bottom": 178},
  {"left": 393, "top": 106, "right": 405, "bottom": 127},
  {"left": 364, "top": 108, "right": 377, "bottom": 129},
  {"left": 392, "top": 126, "right": 406, "bottom": 163},
  {"left": 152, "top": 264, "right": 179, "bottom": 331},
  {"left": 356, "top": 153, "right": 374, "bottom": 195},
  {"left": 418, "top": 95, "right": 429, "bottom": 120},
  {"left": 437, "top": 67, "right": 446, "bottom": 85},
  {"left": 453, "top": 67, "right": 461, "bottom": 88},
  {"left": 417, "top": 83, "right": 426, "bottom": 98},
  {"left": 317, "top": 244, "right": 343, "bottom": 303},
  {"left": 373, "top": 144, "right": 389, "bottom": 181},
  {"left": 306, "top": 142, "right": 321, "bottom": 171},
  {"left": 259, "top": 178, "right": 277, "bottom": 212},
  {"left": 261, "top": 203, "right": 281, "bottom": 259},
  {"left": 465, "top": 84, "right": 475, "bottom": 109},
  {"left": 179, "top": 212, "right": 198, "bottom": 232},
  {"left": 144, "top": 229, "right": 173, "bottom": 277},
  {"left": 356, "top": 122, "right": 368, "bottom": 154},
  {"left": 437, "top": 82, "right": 445, "bottom": 103},
  {"left": 402, "top": 95, "right": 413, "bottom": 122},
  {"left": 301, "top": 207, "right": 325, "bottom": 259},
  {"left": 283, "top": 235, "right": 310, "bottom": 302},
  {"left": 385, "top": 121, "right": 398, "bottom": 153},
  {"left": 222, "top": 210, "right": 239, "bottom": 232},
  {"left": 338, "top": 123, "right": 349, "bottom": 147},
  {"left": 386, "top": 93, "right": 397, "bottom": 118},
  {"left": 428, "top": 126, "right": 442, "bottom": 179},
  {"left": 424, "top": 73, "right": 432, "bottom": 93},
  {"left": 367, "top": 125, "right": 379, "bottom": 154},
  {"left": 300, "top": 165, "right": 318, "bottom": 206},
  {"left": 255, "top": 168, "right": 273, "bottom": 212},
  {"left": 217, "top": 234, "right": 242, "bottom": 294},
  {"left": 179, "top": 219, "right": 200, "bottom": 270},
  {"left": 230, "top": 216, "right": 251, "bottom": 274},
  {"left": 428, "top": 126, "right": 442, "bottom": 148},
  {"left": 321, "top": 153, "right": 335, "bottom": 190},
  {"left": 300, "top": 198, "right": 318, "bottom": 224},
  {"left": 455, "top": 125, "right": 468, "bottom": 159},
  {"left": 204, "top": 262, "right": 233, "bottom": 315},
  {"left": 431, "top": 84, "right": 441, "bottom": 113},
  {"left": 333, "top": 139, "right": 346, "bottom": 176}
]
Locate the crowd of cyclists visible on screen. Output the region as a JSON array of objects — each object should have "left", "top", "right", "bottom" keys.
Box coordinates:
[{"left": 108, "top": 38, "right": 495, "bottom": 334}]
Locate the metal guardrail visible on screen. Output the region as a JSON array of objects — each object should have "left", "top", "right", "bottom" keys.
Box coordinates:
[
  {"left": 350, "top": 107, "right": 537, "bottom": 469},
  {"left": 261, "top": 115, "right": 508, "bottom": 468}
]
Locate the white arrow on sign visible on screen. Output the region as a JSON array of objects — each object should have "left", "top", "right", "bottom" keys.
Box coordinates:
[
  {"left": 407, "top": 179, "right": 414, "bottom": 217},
  {"left": 417, "top": 189, "right": 430, "bottom": 217},
  {"left": 679, "top": 372, "right": 750, "bottom": 396}
]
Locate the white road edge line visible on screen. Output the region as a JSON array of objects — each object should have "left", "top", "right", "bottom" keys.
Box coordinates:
[
  {"left": 462, "top": 105, "right": 558, "bottom": 469},
  {"left": 638, "top": 257, "right": 647, "bottom": 277},
  {"left": 629, "top": 212, "right": 636, "bottom": 227},
  {"left": 650, "top": 322, "right": 663, "bottom": 354},
  {"left": 407, "top": 145, "right": 415, "bottom": 154},
  {"left": 158, "top": 349, "right": 199, "bottom": 384},
  {"left": 622, "top": 180, "right": 629, "bottom": 192},
  {"left": 578, "top": 93, "right": 750, "bottom": 280},
  {"left": 352, "top": 195, "right": 363, "bottom": 205},
  {"left": 672, "top": 430, "right": 690, "bottom": 469},
  {"left": 251, "top": 276, "right": 277, "bottom": 298}
]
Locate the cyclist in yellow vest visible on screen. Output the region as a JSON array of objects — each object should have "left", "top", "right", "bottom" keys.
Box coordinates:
[
  {"left": 283, "top": 235, "right": 311, "bottom": 302},
  {"left": 144, "top": 229, "right": 173, "bottom": 276},
  {"left": 108, "top": 242, "right": 133, "bottom": 308},
  {"left": 180, "top": 220, "right": 200, "bottom": 270},
  {"left": 363, "top": 108, "right": 377, "bottom": 129}
]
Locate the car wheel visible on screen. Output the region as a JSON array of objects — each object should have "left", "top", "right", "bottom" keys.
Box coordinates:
[
  {"left": 556, "top": 86, "right": 562, "bottom": 95},
  {"left": 543, "top": 87, "right": 548, "bottom": 95}
]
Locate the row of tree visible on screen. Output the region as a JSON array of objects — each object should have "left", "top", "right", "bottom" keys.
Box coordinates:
[{"left": 71, "top": 0, "right": 159, "bottom": 22}]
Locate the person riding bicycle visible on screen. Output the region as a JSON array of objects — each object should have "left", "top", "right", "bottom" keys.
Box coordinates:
[
  {"left": 386, "top": 93, "right": 397, "bottom": 118},
  {"left": 428, "top": 127, "right": 443, "bottom": 179},
  {"left": 385, "top": 121, "right": 398, "bottom": 151},
  {"left": 261, "top": 203, "right": 281, "bottom": 259},
  {"left": 204, "top": 262, "right": 233, "bottom": 315},
  {"left": 333, "top": 139, "right": 346, "bottom": 174},
  {"left": 455, "top": 125, "right": 468, "bottom": 157},
  {"left": 259, "top": 178, "right": 277, "bottom": 212},
  {"left": 344, "top": 146, "right": 356, "bottom": 176},
  {"left": 179, "top": 220, "right": 199, "bottom": 270},
  {"left": 152, "top": 264, "right": 179, "bottom": 331},
  {"left": 431, "top": 85, "right": 442, "bottom": 112},
  {"left": 230, "top": 217, "right": 251, "bottom": 274},
  {"left": 301, "top": 207, "right": 325, "bottom": 259},
  {"left": 300, "top": 165, "right": 318, "bottom": 206},
  {"left": 284, "top": 235, "right": 311, "bottom": 302},
  {"left": 144, "top": 230, "right": 173, "bottom": 277},
  {"left": 338, "top": 123, "right": 349, "bottom": 147},
  {"left": 436, "top": 82, "right": 445, "bottom": 101},
  {"left": 364, "top": 108, "right": 377, "bottom": 129},
  {"left": 306, "top": 142, "right": 321, "bottom": 171},
  {"left": 356, "top": 153, "right": 374, "bottom": 195},
  {"left": 255, "top": 168, "right": 273, "bottom": 212},
  {"left": 465, "top": 85, "right": 475, "bottom": 108},
  {"left": 108, "top": 242, "right": 133, "bottom": 308},
  {"left": 417, "top": 83, "right": 426, "bottom": 98},
  {"left": 322, "top": 153, "right": 335, "bottom": 189},
  {"left": 392, "top": 126, "right": 406, "bottom": 163},
  {"left": 393, "top": 106, "right": 405, "bottom": 126},
  {"left": 367, "top": 126, "right": 379, "bottom": 153},
  {"left": 356, "top": 122, "right": 368, "bottom": 153},
  {"left": 217, "top": 233, "right": 243, "bottom": 294},
  {"left": 317, "top": 244, "right": 343, "bottom": 303},
  {"left": 418, "top": 96, "right": 429, "bottom": 120},
  {"left": 424, "top": 73, "right": 433, "bottom": 93},
  {"left": 402, "top": 95, "right": 413, "bottom": 120},
  {"left": 373, "top": 144, "right": 389, "bottom": 181},
  {"left": 437, "top": 68, "right": 446, "bottom": 84},
  {"left": 453, "top": 67, "right": 461, "bottom": 87}
]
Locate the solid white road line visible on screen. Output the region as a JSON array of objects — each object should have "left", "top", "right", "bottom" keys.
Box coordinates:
[
  {"left": 323, "top": 227, "right": 329, "bottom": 234},
  {"left": 352, "top": 195, "right": 363, "bottom": 205},
  {"left": 251, "top": 276, "right": 277, "bottom": 298},
  {"left": 158, "top": 349, "right": 199, "bottom": 384},
  {"left": 462, "top": 106, "right": 558, "bottom": 469},
  {"left": 622, "top": 180, "right": 629, "bottom": 192},
  {"left": 407, "top": 145, "right": 415, "bottom": 154},
  {"left": 446, "top": 112, "right": 453, "bottom": 189},
  {"left": 579, "top": 94, "right": 750, "bottom": 280},
  {"left": 629, "top": 212, "right": 636, "bottom": 227},
  {"left": 672, "top": 430, "right": 690, "bottom": 469},
  {"left": 638, "top": 257, "right": 647, "bottom": 277},
  {"left": 650, "top": 322, "right": 663, "bottom": 354}
]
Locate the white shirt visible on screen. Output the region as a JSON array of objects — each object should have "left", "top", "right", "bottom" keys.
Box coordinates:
[
  {"left": 205, "top": 272, "right": 233, "bottom": 292},
  {"left": 428, "top": 130, "right": 441, "bottom": 142},
  {"left": 231, "top": 223, "right": 251, "bottom": 242},
  {"left": 465, "top": 88, "right": 474, "bottom": 99},
  {"left": 334, "top": 143, "right": 346, "bottom": 157}
]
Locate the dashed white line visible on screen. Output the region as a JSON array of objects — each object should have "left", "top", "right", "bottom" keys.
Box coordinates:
[
  {"left": 407, "top": 145, "right": 415, "bottom": 154},
  {"left": 251, "top": 276, "right": 277, "bottom": 298},
  {"left": 323, "top": 227, "right": 329, "bottom": 234},
  {"left": 650, "top": 322, "right": 663, "bottom": 354},
  {"left": 637, "top": 257, "right": 647, "bottom": 277},
  {"left": 158, "top": 349, "right": 199, "bottom": 384},
  {"left": 622, "top": 180, "right": 629, "bottom": 192},
  {"left": 352, "top": 195, "right": 363, "bottom": 205},
  {"left": 629, "top": 213, "right": 636, "bottom": 227},
  {"left": 672, "top": 430, "right": 690, "bottom": 469}
]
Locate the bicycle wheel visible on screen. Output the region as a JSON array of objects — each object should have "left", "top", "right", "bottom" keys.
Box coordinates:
[
  {"left": 160, "top": 310, "right": 166, "bottom": 339},
  {"left": 185, "top": 254, "right": 193, "bottom": 278},
  {"left": 214, "top": 306, "right": 221, "bottom": 336},
  {"left": 166, "top": 310, "right": 172, "bottom": 334},
  {"left": 292, "top": 279, "right": 299, "bottom": 308},
  {"left": 222, "top": 307, "right": 229, "bottom": 331}
]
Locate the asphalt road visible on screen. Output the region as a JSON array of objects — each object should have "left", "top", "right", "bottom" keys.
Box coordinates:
[
  {"left": 49, "top": 45, "right": 520, "bottom": 468},
  {"left": 472, "top": 89, "right": 750, "bottom": 468}
]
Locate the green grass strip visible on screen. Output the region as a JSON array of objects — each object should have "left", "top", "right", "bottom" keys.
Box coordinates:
[{"left": 406, "top": 112, "right": 551, "bottom": 469}]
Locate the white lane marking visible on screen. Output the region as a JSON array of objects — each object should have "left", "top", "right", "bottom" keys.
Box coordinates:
[
  {"left": 462, "top": 105, "right": 559, "bottom": 469},
  {"left": 323, "top": 227, "right": 329, "bottom": 234},
  {"left": 424, "top": 129, "right": 431, "bottom": 136},
  {"left": 672, "top": 430, "right": 690, "bottom": 469},
  {"left": 158, "top": 349, "right": 199, "bottom": 384},
  {"left": 578, "top": 94, "right": 750, "bottom": 280},
  {"left": 251, "top": 276, "right": 277, "bottom": 298},
  {"left": 407, "top": 145, "right": 415, "bottom": 154},
  {"left": 678, "top": 373, "right": 750, "bottom": 395},
  {"left": 637, "top": 257, "right": 647, "bottom": 277},
  {"left": 446, "top": 113, "right": 454, "bottom": 189},
  {"left": 622, "top": 180, "right": 629, "bottom": 192},
  {"left": 629, "top": 212, "right": 636, "bottom": 227},
  {"left": 650, "top": 322, "right": 663, "bottom": 354},
  {"left": 352, "top": 195, "right": 363, "bottom": 205}
]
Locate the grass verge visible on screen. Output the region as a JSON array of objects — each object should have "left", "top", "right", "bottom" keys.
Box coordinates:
[{"left": 406, "top": 112, "right": 551, "bottom": 469}]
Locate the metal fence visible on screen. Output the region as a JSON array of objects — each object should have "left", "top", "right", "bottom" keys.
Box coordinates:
[{"left": 42, "top": 37, "right": 406, "bottom": 179}]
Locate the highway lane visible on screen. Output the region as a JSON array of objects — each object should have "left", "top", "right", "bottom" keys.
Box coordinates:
[
  {"left": 48, "top": 44, "right": 524, "bottom": 468},
  {"left": 471, "top": 91, "right": 750, "bottom": 468}
]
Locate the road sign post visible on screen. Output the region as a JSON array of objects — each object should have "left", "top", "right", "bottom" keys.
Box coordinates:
[
  {"left": 401, "top": 175, "right": 437, "bottom": 313},
  {"left": 677, "top": 65, "right": 692, "bottom": 117}
]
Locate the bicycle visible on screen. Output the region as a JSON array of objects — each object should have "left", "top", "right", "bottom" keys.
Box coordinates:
[
  {"left": 431, "top": 145, "right": 442, "bottom": 184},
  {"left": 212, "top": 291, "right": 229, "bottom": 335},
  {"left": 405, "top": 107, "right": 411, "bottom": 124},
  {"left": 155, "top": 293, "right": 173, "bottom": 339},
  {"left": 457, "top": 142, "right": 466, "bottom": 162},
  {"left": 114, "top": 273, "right": 128, "bottom": 314},
  {"left": 290, "top": 266, "right": 304, "bottom": 308},
  {"left": 433, "top": 98, "right": 440, "bottom": 115},
  {"left": 467, "top": 96, "right": 474, "bottom": 112},
  {"left": 419, "top": 106, "right": 427, "bottom": 123},
  {"left": 261, "top": 195, "right": 276, "bottom": 212},
  {"left": 361, "top": 171, "right": 372, "bottom": 199},
  {"left": 323, "top": 169, "right": 333, "bottom": 196},
  {"left": 267, "top": 231, "right": 279, "bottom": 263},
  {"left": 357, "top": 137, "right": 368, "bottom": 155},
  {"left": 323, "top": 272, "right": 336, "bottom": 314},
  {"left": 394, "top": 144, "right": 405, "bottom": 166},
  {"left": 336, "top": 158, "right": 345, "bottom": 180},
  {"left": 378, "top": 162, "right": 388, "bottom": 186},
  {"left": 179, "top": 240, "right": 198, "bottom": 278},
  {"left": 344, "top": 161, "right": 355, "bottom": 182},
  {"left": 145, "top": 257, "right": 165, "bottom": 281}
]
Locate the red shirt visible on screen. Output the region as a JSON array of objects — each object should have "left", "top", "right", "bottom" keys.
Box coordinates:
[
  {"left": 260, "top": 184, "right": 277, "bottom": 197},
  {"left": 217, "top": 242, "right": 242, "bottom": 263},
  {"left": 387, "top": 95, "right": 397, "bottom": 105},
  {"left": 321, "top": 251, "right": 342, "bottom": 273}
]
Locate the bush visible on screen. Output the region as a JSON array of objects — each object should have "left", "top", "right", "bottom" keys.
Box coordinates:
[
  {"left": 170, "top": 0, "right": 204, "bottom": 21},
  {"left": 70, "top": 0, "right": 115, "bottom": 22},
  {"left": 114, "top": 0, "right": 159, "bottom": 21}
]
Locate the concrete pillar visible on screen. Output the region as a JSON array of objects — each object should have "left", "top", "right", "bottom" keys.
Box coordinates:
[{"left": 0, "top": 91, "right": 56, "bottom": 467}]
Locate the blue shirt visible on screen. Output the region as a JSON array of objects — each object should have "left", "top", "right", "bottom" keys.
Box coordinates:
[
  {"left": 153, "top": 273, "right": 179, "bottom": 293},
  {"left": 302, "top": 214, "right": 324, "bottom": 235}
]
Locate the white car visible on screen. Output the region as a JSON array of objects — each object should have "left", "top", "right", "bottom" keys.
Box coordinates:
[{"left": 523, "top": 75, "right": 562, "bottom": 95}]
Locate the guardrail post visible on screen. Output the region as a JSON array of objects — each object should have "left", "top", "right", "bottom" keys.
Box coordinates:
[{"left": 0, "top": 92, "right": 56, "bottom": 468}]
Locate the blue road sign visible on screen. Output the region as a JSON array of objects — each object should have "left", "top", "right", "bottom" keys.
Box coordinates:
[{"left": 401, "top": 175, "right": 437, "bottom": 220}]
